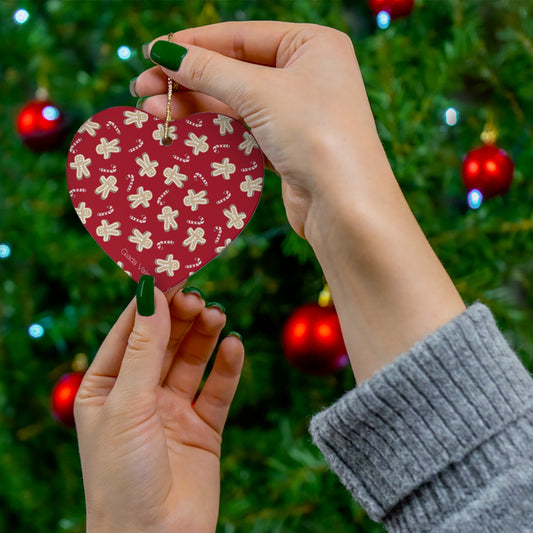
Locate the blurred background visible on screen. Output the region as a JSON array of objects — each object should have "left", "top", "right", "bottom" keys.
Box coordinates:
[{"left": 2, "top": 0, "right": 533, "bottom": 531}]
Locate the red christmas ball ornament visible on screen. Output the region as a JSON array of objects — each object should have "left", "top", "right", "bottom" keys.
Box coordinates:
[
  {"left": 368, "top": 0, "right": 415, "bottom": 19},
  {"left": 462, "top": 144, "right": 514, "bottom": 198},
  {"left": 16, "top": 98, "right": 67, "bottom": 151},
  {"left": 282, "top": 303, "right": 348, "bottom": 375},
  {"left": 51, "top": 372, "right": 84, "bottom": 426}
]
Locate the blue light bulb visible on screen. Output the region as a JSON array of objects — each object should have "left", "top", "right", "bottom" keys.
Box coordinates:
[
  {"left": 29, "top": 323, "right": 45, "bottom": 338},
  {"left": 467, "top": 189, "right": 483, "bottom": 209},
  {"left": 377, "top": 11, "right": 391, "bottom": 29},
  {"left": 14, "top": 9, "right": 30, "bottom": 24},
  {"left": 117, "top": 46, "right": 132, "bottom": 60}
]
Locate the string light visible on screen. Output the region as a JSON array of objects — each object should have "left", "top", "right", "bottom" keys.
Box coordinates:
[
  {"left": 444, "top": 107, "right": 459, "bottom": 126},
  {"left": 467, "top": 189, "right": 483, "bottom": 209},
  {"left": 376, "top": 11, "right": 391, "bottom": 29},
  {"left": 14, "top": 9, "right": 30, "bottom": 24},
  {"left": 0, "top": 243, "right": 11, "bottom": 259},
  {"left": 117, "top": 45, "right": 132, "bottom": 60},
  {"left": 28, "top": 323, "right": 45, "bottom": 338}
]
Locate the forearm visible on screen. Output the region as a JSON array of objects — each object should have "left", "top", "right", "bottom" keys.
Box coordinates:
[{"left": 304, "top": 140, "right": 465, "bottom": 383}]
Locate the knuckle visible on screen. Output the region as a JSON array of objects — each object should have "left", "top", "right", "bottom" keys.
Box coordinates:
[
  {"left": 188, "top": 50, "right": 218, "bottom": 85},
  {"left": 126, "top": 328, "right": 151, "bottom": 357}
]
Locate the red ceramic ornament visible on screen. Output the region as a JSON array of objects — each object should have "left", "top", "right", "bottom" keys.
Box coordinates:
[
  {"left": 462, "top": 144, "right": 514, "bottom": 198},
  {"left": 368, "top": 0, "right": 415, "bottom": 18},
  {"left": 51, "top": 372, "right": 84, "bottom": 426},
  {"left": 282, "top": 303, "right": 348, "bottom": 375},
  {"left": 66, "top": 107, "right": 264, "bottom": 291},
  {"left": 17, "top": 99, "right": 67, "bottom": 151}
]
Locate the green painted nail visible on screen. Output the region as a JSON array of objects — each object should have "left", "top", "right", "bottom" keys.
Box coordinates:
[
  {"left": 182, "top": 286, "right": 204, "bottom": 299},
  {"left": 150, "top": 40, "right": 188, "bottom": 71},
  {"left": 137, "top": 275, "right": 155, "bottom": 316},
  {"left": 206, "top": 302, "right": 226, "bottom": 314},
  {"left": 228, "top": 331, "right": 243, "bottom": 342},
  {"left": 136, "top": 97, "right": 147, "bottom": 110},
  {"left": 129, "top": 77, "right": 138, "bottom": 97}
]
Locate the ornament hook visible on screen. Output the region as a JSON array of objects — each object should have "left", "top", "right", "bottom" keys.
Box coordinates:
[{"left": 162, "top": 33, "right": 178, "bottom": 146}]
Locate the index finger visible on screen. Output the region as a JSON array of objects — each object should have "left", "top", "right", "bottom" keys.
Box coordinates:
[{"left": 159, "top": 20, "right": 296, "bottom": 67}]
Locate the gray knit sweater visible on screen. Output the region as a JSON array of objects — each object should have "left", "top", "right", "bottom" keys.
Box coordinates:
[{"left": 309, "top": 303, "right": 533, "bottom": 532}]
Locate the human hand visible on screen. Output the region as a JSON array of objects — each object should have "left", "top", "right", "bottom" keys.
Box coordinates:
[
  {"left": 74, "top": 278, "right": 244, "bottom": 533},
  {"left": 133, "top": 21, "right": 388, "bottom": 240},
  {"left": 133, "top": 22, "right": 464, "bottom": 384}
]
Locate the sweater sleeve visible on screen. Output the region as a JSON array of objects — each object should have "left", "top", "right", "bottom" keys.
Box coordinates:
[{"left": 308, "top": 303, "right": 533, "bottom": 532}]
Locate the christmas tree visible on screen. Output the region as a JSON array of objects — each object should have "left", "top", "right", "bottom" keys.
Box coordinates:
[{"left": 2, "top": 1, "right": 533, "bottom": 531}]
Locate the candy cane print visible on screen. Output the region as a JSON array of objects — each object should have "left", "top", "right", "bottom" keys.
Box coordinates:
[
  {"left": 214, "top": 226, "right": 222, "bottom": 244},
  {"left": 216, "top": 191, "right": 231, "bottom": 205},
  {"left": 193, "top": 172, "right": 209, "bottom": 187},
  {"left": 186, "top": 216, "right": 205, "bottom": 225},
  {"left": 241, "top": 160, "right": 258, "bottom": 173},
  {"left": 185, "top": 118, "right": 203, "bottom": 128},
  {"left": 185, "top": 257, "right": 202, "bottom": 269},
  {"left": 69, "top": 137, "right": 82, "bottom": 154},
  {"left": 128, "top": 139, "right": 144, "bottom": 153},
  {"left": 97, "top": 205, "right": 114, "bottom": 217},
  {"left": 157, "top": 189, "right": 170, "bottom": 205},
  {"left": 99, "top": 164, "right": 117, "bottom": 174},
  {"left": 106, "top": 120, "right": 121, "bottom": 135},
  {"left": 213, "top": 143, "right": 230, "bottom": 153},
  {"left": 129, "top": 214, "right": 147, "bottom": 224},
  {"left": 69, "top": 188, "right": 87, "bottom": 198},
  {"left": 173, "top": 154, "right": 191, "bottom": 163},
  {"left": 157, "top": 240, "right": 175, "bottom": 250}
]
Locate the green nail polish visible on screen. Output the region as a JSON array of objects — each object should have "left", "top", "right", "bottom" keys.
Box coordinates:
[
  {"left": 137, "top": 275, "right": 155, "bottom": 316},
  {"left": 182, "top": 286, "right": 204, "bottom": 299},
  {"left": 129, "top": 77, "right": 138, "bottom": 98},
  {"left": 136, "top": 97, "right": 147, "bottom": 110},
  {"left": 206, "top": 302, "right": 226, "bottom": 314},
  {"left": 142, "top": 42, "right": 150, "bottom": 59},
  {"left": 228, "top": 331, "right": 243, "bottom": 342},
  {"left": 150, "top": 41, "right": 188, "bottom": 71}
]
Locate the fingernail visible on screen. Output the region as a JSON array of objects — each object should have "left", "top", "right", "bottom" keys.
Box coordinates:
[
  {"left": 228, "top": 331, "right": 242, "bottom": 342},
  {"left": 136, "top": 97, "right": 147, "bottom": 110},
  {"left": 137, "top": 275, "right": 155, "bottom": 316},
  {"left": 142, "top": 42, "right": 151, "bottom": 59},
  {"left": 129, "top": 77, "right": 138, "bottom": 97},
  {"left": 206, "top": 301, "right": 226, "bottom": 314},
  {"left": 150, "top": 41, "right": 188, "bottom": 71},
  {"left": 182, "top": 286, "right": 204, "bottom": 299}
]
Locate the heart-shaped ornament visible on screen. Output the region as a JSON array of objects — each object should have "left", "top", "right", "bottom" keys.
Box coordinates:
[{"left": 66, "top": 107, "right": 264, "bottom": 291}]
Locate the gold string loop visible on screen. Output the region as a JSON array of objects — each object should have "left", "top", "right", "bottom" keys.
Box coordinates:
[{"left": 162, "top": 32, "right": 178, "bottom": 146}]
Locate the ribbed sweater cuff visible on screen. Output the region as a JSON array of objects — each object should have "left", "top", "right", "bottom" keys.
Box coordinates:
[{"left": 309, "top": 303, "right": 533, "bottom": 528}]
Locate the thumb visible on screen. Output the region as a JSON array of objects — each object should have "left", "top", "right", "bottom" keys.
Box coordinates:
[
  {"left": 114, "top": 275, "right": 171, "bottom": 395},
  {"left": 148, "top": 39, "right": 266, "bottom": 120}
]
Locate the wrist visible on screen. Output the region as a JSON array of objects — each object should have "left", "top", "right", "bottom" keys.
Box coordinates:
[{"left": 302, "top": 147, "right": 465, "bottom": 382}]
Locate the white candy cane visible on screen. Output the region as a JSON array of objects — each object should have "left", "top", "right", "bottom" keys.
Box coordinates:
[
  {"left": 214, "top": 225, "right": 222, "bottom": 244},
  {"left": 69, "top": 137, "right": 82, "bottom": 154},
  {"left": 173, "top": 154, "right": 191, "bottom": 163},
  {"left": 129, "top": 214, "right": 147, "bottom": 224},
  {"left": 185, "top": 257, "right": 202, "bottom": 269},
  {"left": 216, "top": 190, "right": 231, "bottom": 205},
  {"left": 69, "top": 188, "right": 87, "bottom": 198},
  {"left": 97, "top": 205, "right": 114, "bottom": 216},
  {"left": 106, "top": 120, "right": 121, "bottom": 135},
  {"left": 186, "top": 216, "right": 205, "bottom": 225},
  {"left": 99, "top": 164, "right": 117, "bottom": 174},
  {"left": 123, "top": 173, "right": 135, "bottom": 192},
  {"left": 128, "top": 139, "right": 144, "bottom": 153},
  {"left": 185, "top": 118, "right": 203, "bottom": 128},
  {"left": 157, "top": 240, "right": 175, "bottom": 250},
  {"left": 157, "top": 189, "right": 170, "bottom": 205},
  {"left": 213, "top": 143, "right": 230, "bottom": 153},
  {"left": 193, "top": 172, "right": 209, "bottom": 187},
  {"left": 241, "top": 160, "right": 258, "bottom": 173}
]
